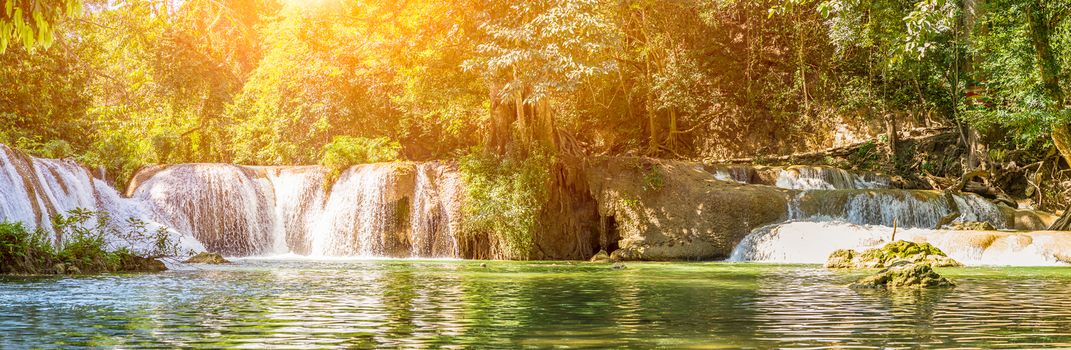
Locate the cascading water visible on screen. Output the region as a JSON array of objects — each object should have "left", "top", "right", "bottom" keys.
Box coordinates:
[
  {"left": 788, "top": 189, "right": 1007, "bottom": 229},
  {"left": 133, "top": 164, "right": 278, "bottom": 256},
  {"left": 0, "top": 144, "right": 192, "bottom": 251},
  {"left": 774, "top": 166, "right": 889, "bottom": 190},
  {"left": 728, "top": 162, "right": 1061, "bottom": 266},
  {"left": 704, "top": 164, "right": 890, "bottom": 190},
  {"left": 729, "top": 221, "right": 1071, "bottom": 266},
  {"left": 130, "top": 161, "right": 464, "bottom": 258}
]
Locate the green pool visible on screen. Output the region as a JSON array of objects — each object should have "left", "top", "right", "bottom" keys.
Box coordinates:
[{"left": 3, "top": 259, "right": 1071, "bottom": 348}]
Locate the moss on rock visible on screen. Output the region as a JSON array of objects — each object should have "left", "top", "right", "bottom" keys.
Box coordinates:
[
  {"left": 826, "top": 240, "right": 962, "bottom": 269},
  {"left": 184, "top": 252, "right": 230, "bottom": 264},
  {"left": 850, "top": 263, "right": 955, "bottom": 289}
]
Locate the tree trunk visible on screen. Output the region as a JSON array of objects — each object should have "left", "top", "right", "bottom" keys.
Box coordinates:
[
  {"left": 1054, "top": 123, "right": 1071, "bottom": 167},
  {"left": 665, "top": 108, "right": 678, "bottom": 155},
  {"left": 885, "top": 113, "right": 898, "bottom": 161},
  {"left": 1026, "top": 2, "right": 1071, "bottom": 231}
]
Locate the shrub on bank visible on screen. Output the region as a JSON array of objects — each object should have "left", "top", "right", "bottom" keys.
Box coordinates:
[
  {"left": 0, "top": 209, "right": 179, "bottom": 275},
  {"left": 458, "top": 147, "right": 554, "bottom": 260}
]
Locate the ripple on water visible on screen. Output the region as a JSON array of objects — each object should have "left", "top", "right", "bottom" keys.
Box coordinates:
[{"left": 3, "top": 261, "right": 1071, "bottom": 348}]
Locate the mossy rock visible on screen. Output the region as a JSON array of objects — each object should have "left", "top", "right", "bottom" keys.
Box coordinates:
[
  {"left": 850, "top": 263, "right": 955, "bottom": 289},
  {"left": 825, "top": 249, "right": 855, "bottom": 268},
  {"left": 826, "top": 240, "right": 962, "bottom": 269},
  {"left": 184, "top": 252, "right": 230, "bottom": 264}
]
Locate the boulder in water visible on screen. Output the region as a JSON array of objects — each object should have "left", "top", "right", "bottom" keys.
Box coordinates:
[
  {"left": 589, "top": 250, "right": 611, "bottom": 263},
  {"left": 850, "top": 263, "right": 955, "bottom": 289},
  {"left": 826, "top": 240, "right": 961, "bottom": 268},
  {"left": 185, "top": 252, "right": 230, "bottom": 264}
]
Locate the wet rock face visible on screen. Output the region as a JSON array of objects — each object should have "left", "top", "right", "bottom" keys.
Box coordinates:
[
  {"left": 826, "top": 240, "right": 962, "bottom": 269},
  {"left": 850, "top": 263, "right": 955, "bottom": 289},
  {"left": 587, "top": 158, "right": 790, "bottom": 261},
  {"left": 185, "top": 252, "right": 230, "bottom": 264}
]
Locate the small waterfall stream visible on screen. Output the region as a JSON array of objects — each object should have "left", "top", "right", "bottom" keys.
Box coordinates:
[
  {"left": 729, "top": 221, "right": 1071, "bottom": 266},
  {"left": 726, "top": 164, "right": 1061, "bottom": 266}
]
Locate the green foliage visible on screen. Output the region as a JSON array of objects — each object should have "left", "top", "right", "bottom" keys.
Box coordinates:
[
  {"left": 0, "top": 0, "right": 83, "bottom": 52},
  {"left": 0, "top": 221, "right": 53, "bottom": 274},
  {"left": 319, "top": 136, "right": 402, "bottom": 187},
  {"left": 459, "top": 147, "right": 555, "bottom": 260},
  {"left": 0, "top": 208, "right": 181, "bottom": 275},
  {"left": 849, "top": 141, "right": 880, "bottom": 170},
  {"left": 641, "top": 166, "right": 665, "bottom": 192}
]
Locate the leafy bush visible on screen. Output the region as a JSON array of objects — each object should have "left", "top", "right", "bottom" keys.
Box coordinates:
[
  {"left": 0, "top": 222, "right": 54, "bottom": 274},
  {"left": 641, "top": 166, "right": 665, "bottom": 192},
  {"left": 0, "top": 208, "right": 182, "bottom": 275},
  {"left": 319, "top": 136, "right": 402, "bottom": 187},
  {"left": 459, "top": 147, "right": 554, "bottom": 259}
]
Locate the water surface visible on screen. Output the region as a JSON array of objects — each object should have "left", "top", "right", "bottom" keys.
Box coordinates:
[{"left": 2, "top": 260, "right": 1071, "bottom": 349}]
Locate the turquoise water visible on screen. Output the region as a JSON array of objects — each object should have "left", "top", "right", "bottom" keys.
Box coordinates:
[{"left": 2, "top": 260, "right": 1071, "bottom": 349}]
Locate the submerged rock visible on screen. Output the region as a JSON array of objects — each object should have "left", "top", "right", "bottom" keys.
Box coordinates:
[
  {"left": 184, "top": 252, "right": 230, "bottom": 264},
  {"left": 123, "top": 256, "right": 168, "bottom": 272},
  {"left": 825, "top": 240, "right": 961, "bottom": 269},
  {"left": 850, "top": 263, "right": 955, "bottom": 289},
  {"left": 948, "top": 221, "right": 996, "bottom": 231},
  {"left": 590, "top": 250, "right": 612, "bottom": 263}
]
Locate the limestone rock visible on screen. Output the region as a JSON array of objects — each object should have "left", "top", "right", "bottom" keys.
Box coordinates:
[
  {"left": 948, "top": 221, "right": 996, "bottom": 231},
  {"left": 53, "top": 263, "right": 66, "bottom": 275},
  {"left": 184, "top": 252, "right": 231, "bottom": 264},
  {"left": 587, "top": 158, "right": 790, "bottom": 261},
  {"left": 66, "top": 265, "right": 81, "bottom": 274},
  {"left": 589, "top": 250, "right": 611, "bottom": 263},
  {"left": 850, "top": 263, "right": 955, "bottom": 289},
  {"left": 826, "top": 240, "right": 962, "bottom": 269}
]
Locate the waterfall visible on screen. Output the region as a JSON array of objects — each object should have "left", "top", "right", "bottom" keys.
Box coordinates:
[
  {"left": 130, "top": 162, "right": 464, "bottom": 258},
  {"left": 0, "top": 145, "right": 194, "bottom": 252},
  {"left": 729, "top": 221, "right": 1071, "bottom": 266},
  {"left": 133, "top": 164, "right": 277, "bottom": 256},
  {"left": 0, "top": 145, "right": 42, "bottom": 229},
  {"left": 264, "top": 167, "right": 325, "bottom": 255},
  {"left": 774, "top": 166, "right": 889, "bottom": 190},
  {"left": 408, "top": 163, "right": 459, "bottom": 258},
  {"left": 789, "top": 189, "right": 1007, "bottom": 229},
  {"left": 704, "top": 164, "right": 890, "bottom": 190}
]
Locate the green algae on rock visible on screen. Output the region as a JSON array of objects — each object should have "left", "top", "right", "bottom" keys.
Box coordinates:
[
  {"left": 826, "top": 240, "right": 962, "bottom": 269},
  {"left": 850, "top": 263, "right": 955, "bottom": 289},
  {"left": 185, "top": 252, "right": 231, "bottom": 264}
]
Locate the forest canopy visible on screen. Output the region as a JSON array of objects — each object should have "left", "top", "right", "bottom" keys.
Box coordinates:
[{"left": 3, "top": 0, "right": 1071, "bottom": 188}]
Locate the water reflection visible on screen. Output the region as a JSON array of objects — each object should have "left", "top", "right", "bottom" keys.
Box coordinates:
[{"left": 2, "top": 261, "right": 1071, "bottom": 348}]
